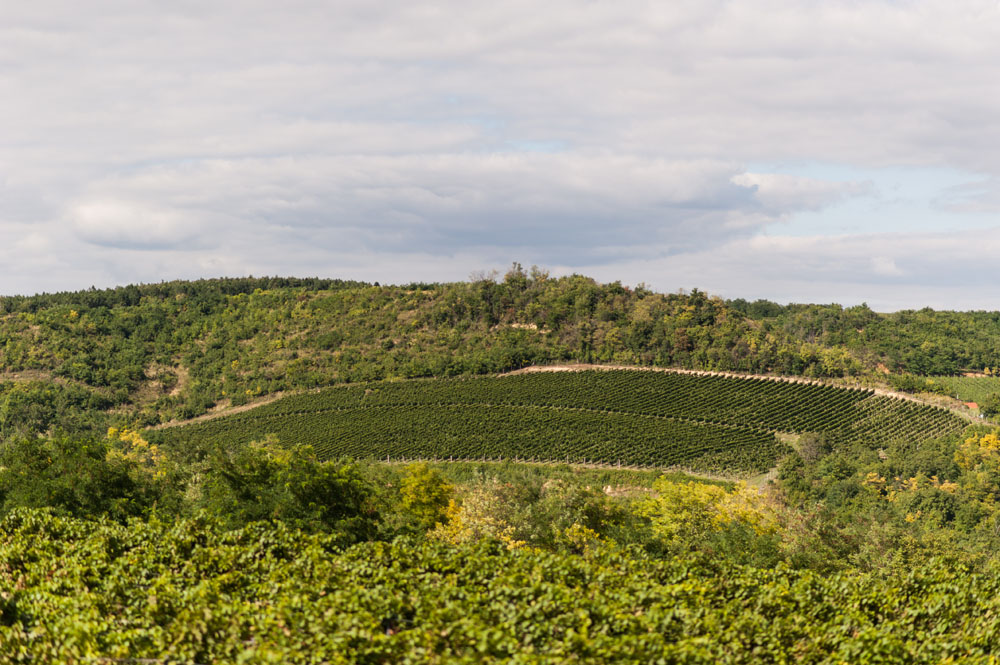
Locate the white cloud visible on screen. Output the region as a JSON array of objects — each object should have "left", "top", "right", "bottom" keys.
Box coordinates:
[
  {"left": 731, "top": 173, "right": 870, "bottom": 216},
  {"left": 578, "top": 227, "right": 1000, "bottom": 310},
  {"left": 60, "top": 154, "right": 784, "bottom": 260},
  {"left": 870, "top": 256, "right": 905, "bottom": 277},
  {"left": 71, "top": 200, "right": 212, "bottom": 250},
  {"left": 1, "top": 1, "right": 1000, "bottom": 306}
]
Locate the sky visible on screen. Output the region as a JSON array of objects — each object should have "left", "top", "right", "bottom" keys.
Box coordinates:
[{"left": 3, "top": 1, "right": 1000, "bottom": 310}]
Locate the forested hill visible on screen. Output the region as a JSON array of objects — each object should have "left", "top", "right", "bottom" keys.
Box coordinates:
[
  {"left": 0, "top": 266, "right": 997, "bottom": 436},
  {"left": 729, "top": 298, "right": 1000, "bottom": 376}
]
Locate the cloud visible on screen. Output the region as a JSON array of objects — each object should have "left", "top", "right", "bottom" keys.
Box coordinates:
[
  {"left": 577, "top": 227, "right": 1000, "bottom": 310},
  {"left": 6, "top": 1, "right": 1000, "bottom": 171},
  {"left": 70, "top": 199, "right": 213, "bottom": 250},
  {"left": 1, "top": 1, "right": 1000, "bottom": 306},
  {"left": 932, "top": 177, "right": 1000, "bottom": 214},
  {"left": 870, "top": 256, "right": 905, "bottom": 277},
  {"left": 56, "top": 153, "right": 878, "bottom": 277},
  {"left": 62, "top": 154, "right": 789, "bottom": 262},
  {"left": 731, "top": 172, "right": 871, "bottom": 217}
]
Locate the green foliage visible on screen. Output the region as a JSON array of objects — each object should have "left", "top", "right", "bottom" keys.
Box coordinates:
[
  {"left": 7, "top": 511, "right": 1000, "bottom": 663},
  {"left": 1, "top": 273, "right": 999, "bottom": 442},
  {"left": 768, "top": 424, "right": 1000, "bottom": 570},
  {"left": 9, "top": 273, "right": 1000, "bottom": 659},
  {"left": 0, "top": 432, "right": 382, "bottom": 539},
  {"left": 0, "top": 434, "right": 156, "bottom": 520},
  {"left": 196, "top": 438, "right": 378, "bottom": 540},
  {"left": 3, "top": 271, "right": 999, "bottom": 444},
  {"left": 634, "top": 477, "right": 782, "bottom": 565},
  {"left": 422, "top": 459, "right": 678, "bottom": 489},
  {"left": 731, "top": 300, "right": 1000, "bottom": 376},
  {"left": 927, "top": 375, "right": 1000, "bottom": 404},
  {"left": 156, "top": 402, "right": 786, "bottom": 476},
  {"left": 0, "top": 272, "right": 942, "bottom": 439},
  {"left": 978, "top": 392, "right": 1000, "bottom": 418},
  {"left": 887, "top": 373, "right": 947, "bottom": 394},
  {"left": 433, "top": 473, "right": 640, "bottom": 550},
  {"left": 0, "top": 381, "right": 109, "bottom": 438}
]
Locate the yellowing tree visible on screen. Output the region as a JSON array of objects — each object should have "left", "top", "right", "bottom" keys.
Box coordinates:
[
  {"left": 431, "top": 477, "right": 524, "bottom": 549},
  {"left": 955, "top": 432, "right": 1000, "bottom": 473},
  {"left": 106, "top": 426, "right": 166, "bottom": 478},
  {"left": 399, "top": 462, "right": 453, "bottom": 529},
  {"left": 635, "top": 477, "right": 777, "bottom": 548}
]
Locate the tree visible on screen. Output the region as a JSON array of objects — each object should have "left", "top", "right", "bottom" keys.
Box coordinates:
[
  {"left": 979, "top": 393, "right": 1000, "bottom": 419},
  {"left": 399, "top": 462, "right": 453, "bottom": 529},
  {"left": 200, "top": 438, "right": 378, "bottom": 540}
]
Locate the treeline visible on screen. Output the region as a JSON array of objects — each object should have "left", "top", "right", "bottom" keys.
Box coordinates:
[
  {"left": 729, "top": 298, "right": 1000, "bottom": 375},
  {"left": 0, "top": 276, "right": 366, "bottom": 314},
  {"left": 3, "top": 420, "right": 998, "bottom": 572},
  {"left": 2, "top": 415, "right": 1000, "bottom": 575}
]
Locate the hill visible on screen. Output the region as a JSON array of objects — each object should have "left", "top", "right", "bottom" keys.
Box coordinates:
[{"left": 2, "top": 267, "right": 999, "bottom": 439}]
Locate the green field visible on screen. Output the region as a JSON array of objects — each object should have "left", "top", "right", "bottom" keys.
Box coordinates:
[{"left": 150, "top": 370, "right": 966, "bottom": 476}]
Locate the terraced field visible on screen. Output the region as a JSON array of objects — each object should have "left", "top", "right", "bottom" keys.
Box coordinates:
[{"left": 149, "top": 370, "right": 967, "bottom": 476}]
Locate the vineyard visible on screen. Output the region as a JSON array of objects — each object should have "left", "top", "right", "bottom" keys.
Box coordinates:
[
  {"left": 150, "top": 370, "right": 967, "bottom": 476},
  {"left": 6, "top": 510, "right": 1000, "bottom": 664},
  {"left": 929, "top": 375, "right": 1000, "bottom": 404}
]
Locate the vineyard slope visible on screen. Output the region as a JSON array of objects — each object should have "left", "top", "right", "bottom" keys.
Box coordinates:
[{"left": 149, "top": 370, "right": 967, "bottom": 477}]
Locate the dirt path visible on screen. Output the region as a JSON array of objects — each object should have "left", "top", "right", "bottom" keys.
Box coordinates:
[
  {"left": 151, "top": 391, "right": 291, "bottom": 429},
  {"left": 506, "top": 363, "right": 841, "bottom": 388},
  {"left": 0, "top": 369, "right": 61, "bottom": 384},
  {"left": 0, "top": 369, "right": 115, "bottom": 395},
  {"left": 505, "top": 362, "right": 963, "bottom": 410},
  {"left": 0, "top": 368, "right": 83, "bottom": 386}
]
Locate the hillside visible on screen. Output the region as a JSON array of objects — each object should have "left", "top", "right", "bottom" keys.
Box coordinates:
[
  {"left": 1, "top": 268, "right": 999, "bottom": 439},
  {"left": 5, "top": 272, "right": 1000, "bottom": 662},
  {"left": 730, "top": 298, "right": 1000, "bottom": 376}
]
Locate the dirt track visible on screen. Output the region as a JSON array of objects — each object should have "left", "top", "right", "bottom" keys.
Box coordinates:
[
  {"left": 507, "top": 363, "right": 923, "bottom": 399},
  {"left": 151, "top": 391, "right": 289, "bottom": 429}
]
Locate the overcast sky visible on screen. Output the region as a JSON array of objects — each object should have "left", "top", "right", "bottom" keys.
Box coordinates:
[{"left": 3, "top": 1, "right": 1000, "bottom": 310}]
